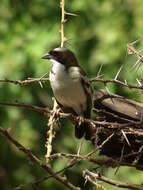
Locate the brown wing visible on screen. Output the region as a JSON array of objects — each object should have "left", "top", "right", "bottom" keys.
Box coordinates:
[
  {"left": 94, "top": 89, "right": 143, "bottom": 123},
  {"left": 54, "top": 97, "right": 77, "bottom": 115},
  {"left": 78, "top": 67, "right": 92, "bottom": 118}
]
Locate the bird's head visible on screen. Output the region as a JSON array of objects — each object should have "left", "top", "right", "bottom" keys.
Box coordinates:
[{"left": 42, "top": 47, "right": 78, "bottom": 67}]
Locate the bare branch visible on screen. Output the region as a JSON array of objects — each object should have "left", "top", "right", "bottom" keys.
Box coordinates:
[
  {"left": 83, "top": 170, "right": 143, "bottom": 190},
  {"left": 45, "top": 100, "right": 59, "bottom": 164},
  {"left": 0, "top": 127, "right": 80, "bottom": 190},
  {"left": 90, "top": 77, "right": 143, "bottom": 90},
  {"left": 0, "top": 100, "right": 137, "bottom": 129},
  {"left": 0, "top": 101, "right": 50, "bottom": 115},
  {"left": 0, "top": 78, "right": 49, "bottom": 86},
  {"left": 60, "top": 0, "right": 65, "bottom": 47},
  {"left": 1, "top": 75, "right": 143, "bottom": 93}
]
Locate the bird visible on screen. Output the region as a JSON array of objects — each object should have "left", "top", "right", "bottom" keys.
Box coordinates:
[{"left": 42, "top": 47, "right": 93, "bottom": 140}]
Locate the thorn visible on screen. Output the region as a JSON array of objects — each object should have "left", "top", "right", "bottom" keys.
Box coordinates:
[
  {"left": 77, "top": 138, "right": 84, "bottom": 156},
  {"left": 136, "top": 78, "right": 142, "bottom": 86},
  {"left": 130, "top": 38, "right": 140, "bottom": 45},
  {"left": 84, "top": 176, "right": 88, "bottom": 188},
  {"left": 135, "top": 60, "right": 142, "bottom": 73},
  {"left": 114, "top": 64, "right": 123, "bottom": 80},
  {"left": 95, "top": 74, "right": 103, "bottom": 79},
  {"left": 115, "top": 145, "right": 125, "bottom": 175},
  {"left": 131, "top": 56, "right": 143, "bottom": 71},
  {"left": 39, "top": 81, "right": 43, "bottom": 88},
  {"left": 127, "top": 45, "right": 133, "bottom": 55},
  {"left": 64, "top": 36, "right": 68, "bottom": 42},
  {"left": 64, "top": 19, "right": 68, "bottom": 23},
  {"left": 40, "top": 72, "right": 49, "bottom": 80},
  {"left": 105, "top": 86, "right": 110, "bottom": 94},
  {"left": 105, "top": 86, "right": 114, "bottom": 104},
  {"left": 131, "top": 59, "right": 141, "bottom": 70},
  {"left": 121, "top": 130, "right": 131, "bottom": 146},
  {"left": 138, "top": 49, "right": 143, "bottom": 53},
  {"left": 124, "top": 79, "right": 128, "bottom": 85},
  {"left": 65, "top": 12, "right": 78, "bottom": 16},
  {"left": 97, "top": 64, "right": 103, "bottom": 78}
]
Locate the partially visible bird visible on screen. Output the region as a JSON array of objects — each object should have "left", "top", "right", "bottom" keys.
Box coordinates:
[{"left": 42, "top": 47, "right": 93, "bottom": 140}]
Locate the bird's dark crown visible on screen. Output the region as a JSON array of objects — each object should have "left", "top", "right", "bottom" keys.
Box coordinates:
[{"left": 45, "top": 47, "right": 78, "bottom": 67}]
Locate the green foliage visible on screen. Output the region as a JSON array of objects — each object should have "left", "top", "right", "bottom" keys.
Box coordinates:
[{"left": 0, "top": 0, "right": 143, "bottom": 189}]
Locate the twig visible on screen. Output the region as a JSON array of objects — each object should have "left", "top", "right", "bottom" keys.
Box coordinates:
[
  {"left": 90, "top": 78, "right": 143, "bottom": 90},
  {"left": 65, "top": 12, "right": 78, "bottom": 17},
  {"left": 133, "top": 145, "right": 143, "bottom": 165},
  {"left": 0, "top": 100, "right": 124, "bottom": 126},
  {"left": 121, "top": 130, "right": 131, "bottom": 146},
  {"left": 127, "top": 43, "right": 143, "bottom": 65},
  {"left": 14, "top": 156, "right": 81, "bottom": 190},
  {"left": 49, "top": 152, "right": 143, "bottom": 171},
  {"left": 60, "top": 0, "right": 65, "bottom": 47},
  {"left": 45, "top": 100, "right": 58, "bottom": 164},
  {"left": 0, "top": 78, "right": 49, "bottom": 86},
  {"left": 0, "top": 127, "right": 80, "bottom": 190},
  {"left": 1, "top": 76, "right": 143, "bottom": 91},
  {"left": 77, "top": 139, "right": 84, "bottom": 156},
  {"left": 83, "top": 170, "right": 143, "bottom": 190},
  {"left": 114, "top": 64, "right": 123, "bottom": 80},
  {"left": 14, "top": 151, "right": 143, "bottom": 189},
  {"left": 0, "top": 101, "right": 50, "bottom": 115},
  {"left": 84, "top": 174, "right": 107, "bottom": 190},
  {"left": 85, "top": 133, "right": 115, "bottom": 158},
  {"left": 0, "top": 100, "right": 139, "bottom": 129}
]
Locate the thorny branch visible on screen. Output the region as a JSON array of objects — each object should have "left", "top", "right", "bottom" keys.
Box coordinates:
[
  {"left": 90, "top": 77, "right": 143, "bottom": 90},
  {"left": 0, "top": 77, "right": 49, "bottom": 86},
  {"left": 0, "top": 101, "right": 50, "bottom": 115},
  {"left": 45, "top": 0, "right": 66, "bottom": 164},
  {"left": 0, "top": 127, "right": 80, "bottom": 190},
  {"left": 60, "top": 0, "right": 65, "bottom": 47},
  {"left": 1, "top": 39, "right": 143, "bottom": 189},
  {"left": 0, "top": 100, "right": 138, "bottom": 129},
  {"left": 1, "top": 95, "right": 143, "bottom": 189},
  {"left": 1, "top": 44, "right": 143, "bottom": 91},
  {"left": 83, "top": 170, "right": 143, "bottom": 190},
  {"left": 45, "top": 100, "right": 59, "bottom": 164}
]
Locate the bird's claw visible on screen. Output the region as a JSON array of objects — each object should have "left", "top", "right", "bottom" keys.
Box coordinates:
[{"left": 77, "top": 116, "right": 84, "bottom": 125}]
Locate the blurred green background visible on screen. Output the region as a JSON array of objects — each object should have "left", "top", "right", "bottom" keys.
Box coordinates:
[{"left": 0, "top": 0, "right": 143, "bottom": 189}]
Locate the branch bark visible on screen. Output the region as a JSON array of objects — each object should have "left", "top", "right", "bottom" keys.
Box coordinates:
[
  {"left": 60, "top": 0, "right": 65, "bottom": 47},
  {"left": 83, "top": 170, "right": 143, "bottom": 190},
  {"left": 0, "top": 127, "right": 80, "bottom": 190}
]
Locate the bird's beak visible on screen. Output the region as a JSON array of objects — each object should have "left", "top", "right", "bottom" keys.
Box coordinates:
[{"left": 41, "top": 53, "right": 52, "bottom": 60}]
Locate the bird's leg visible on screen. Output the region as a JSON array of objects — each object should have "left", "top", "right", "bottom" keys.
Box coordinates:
[
  {"left": 74, "top": 116, "right": 85, "bottom": 139},
  {"left": 52, "top": 98, "right": 61, "bottom": 118}
]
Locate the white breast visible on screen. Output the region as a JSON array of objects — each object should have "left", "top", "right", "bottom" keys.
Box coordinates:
[{"left": 49, "top": 60, "right": 87, "bottom": 115}]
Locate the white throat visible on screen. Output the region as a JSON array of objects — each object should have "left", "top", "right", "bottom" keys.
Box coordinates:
[{"left": 50, "top": 59, "right": 65, "bottom": 77}]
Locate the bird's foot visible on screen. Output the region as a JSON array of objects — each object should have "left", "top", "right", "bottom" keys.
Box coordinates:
[
  {"left": 77, "top": 116, "right": 84, "bottom": 126},
  {"left": 51, "top": 98, "right": 61, "bottom": 119},
  {"left": 74, "top": 116, "right": 85, "bottom": 139}
]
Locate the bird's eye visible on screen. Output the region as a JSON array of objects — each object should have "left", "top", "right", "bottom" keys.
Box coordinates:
[{"left": 49, "top": 50, "right": 54, "bottom": 55}]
